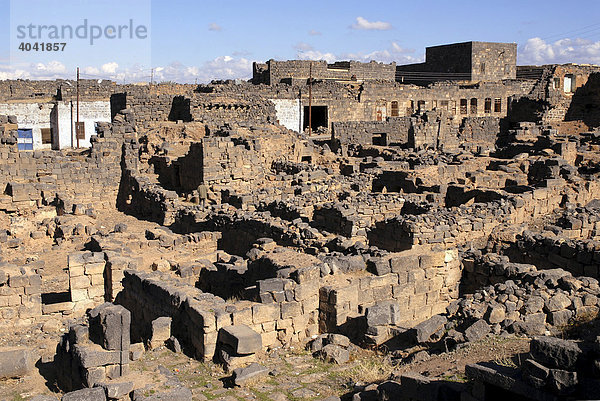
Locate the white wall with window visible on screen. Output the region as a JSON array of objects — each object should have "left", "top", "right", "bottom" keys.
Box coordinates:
[{"left": 0, "top": 102, "right": 54, "bottom": 150}]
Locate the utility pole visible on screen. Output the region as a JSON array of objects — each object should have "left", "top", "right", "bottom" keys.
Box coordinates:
[
  {"left": 308, "top": 62, "right": 312, "bottom": 136},
  {"left": 76, "top": 67, "right": 80, "bottom": 149},
  {"left": 151, "top": 68, "right": 154, "bottom": 85}
]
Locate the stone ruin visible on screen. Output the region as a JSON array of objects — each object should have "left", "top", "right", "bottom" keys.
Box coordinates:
[{"left": 0, "top": 41, "right": 599, "bottom": 400}]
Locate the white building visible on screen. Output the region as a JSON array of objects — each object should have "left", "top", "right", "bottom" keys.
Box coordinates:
[{"left": 0, "top": 100, "right": 111, "bottom": 150}]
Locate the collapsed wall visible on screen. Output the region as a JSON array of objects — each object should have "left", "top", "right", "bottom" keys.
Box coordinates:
[{"left": 0, "top": 113, "right": 132, "bottom": 213}]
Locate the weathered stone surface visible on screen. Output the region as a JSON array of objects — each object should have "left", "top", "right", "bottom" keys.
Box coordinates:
[
  {"left": 464, "top": 319, "right": 490, "bottom": 342},
  {"left": 73, "top": 344, "right": 121, "bottom": 368},
  {"left": 366, "top": 301, "right": 400, "bottom": 327},
  {"left": 218, "top": 325, "right": 262, "bottom": 355},
  {"left": 232, "top": 362, "right": 269, "bottom": 385},
  {"left": 98, "top": 380, "right": 134, "bottom": 398},
  {"left": 88, "top": 303, "right": 131, "bottom": 351},
  {"left": 320, "top": 344, "right": 350, "bottom": 364},
  {"left": 546, "top": 293, "right": 571, "bottom": 312},
  {"left": 523, "top": 296, "right": 545, "bottom": 314},
  {"left": 485, "top": 303, "right": 505, "bottom": 324},
  {"left": 522, "top": 359, "right": 549, "bottom": 388},
  {"left": 150, "top": 317, "right": 172, "bottom": 349},
  {"left": 548, "top": 369, "right": 578, "bottom": 394},
  {"left": 62, "top": 387, "right": 106, "bottom": 401},
  {"left": 0, "top": 347, "right": 36, "bottom": 379},
  {"left": 530, "top": 336, "right": 582, "bottom": 370},
  {"left": 411, "top": 314, "right": 447, "bottom": 343},
  {"left": 129, "top": 343, "right": 145, "bottom": 361}
]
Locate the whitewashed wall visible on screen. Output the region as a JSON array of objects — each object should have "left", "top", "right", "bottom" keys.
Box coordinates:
[
  {"left": 56, "top": 101, "right": 111, "bottom": 149},
  {"left": 0, "top": 102, "right": 54, "bottom": 149},
  {"left": 270, "top": 99, "right": 302, "bottom": 132}
]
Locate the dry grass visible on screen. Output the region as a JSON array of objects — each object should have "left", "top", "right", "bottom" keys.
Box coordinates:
[{"left": 345, "top": 356, "right": 394, "bottom": 384}]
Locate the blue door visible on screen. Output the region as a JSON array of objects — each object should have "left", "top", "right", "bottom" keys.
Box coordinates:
[{"left": 17, "top": 129, "right": 33, "bottom": 151}]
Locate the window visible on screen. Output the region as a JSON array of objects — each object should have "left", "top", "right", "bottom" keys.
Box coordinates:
[
  {"left": 470, "top": 98, "right": 478, "bottom": 114},
  {"left": 75, "top": 122, "right": 85, "bottom": 140},
  {"left": 460, "top": 99, "right": 468, "bottom": 114},
  {"left": 391, "top": 101, "right": 399, "bottom": 117},
  {"left": 440, "top": 100, "right": 449, "bottom": 111},
  {"left": 450, "top": 100, "right": 456, "bottom": 115},
  {"left": 41, "top": 128, "right": 52, "bottom": 144},
  {"left": 417, "top": 100, "right": 425, "bottom": 111},
  {"left": 484, "top": 98, "right": 492, "bottom": 113},
  {"left": 480, "top": 63, "right": 486, "bottom": 74},
  {"left": 552, "top": 78, "right": 560, "bottom": 90},
  {"left": 504, "top": 64, "right": 510, "bottom": 75},
  {"left": 494, "top": 98, "right": 502, "bottom": 113}
]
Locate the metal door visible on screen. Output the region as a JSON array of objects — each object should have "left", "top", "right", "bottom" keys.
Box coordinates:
[{"left": 17, "top": 129, "right": 33, "bottom": 151}]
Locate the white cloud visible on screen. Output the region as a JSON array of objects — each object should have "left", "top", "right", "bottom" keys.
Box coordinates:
[
  {"left": 519, "top": 37, "right": 600, "bottom": 65},
  {"left": 295, "top": 41, "right": 422, "bottom": 65},
  {"left": 0, "top": 54, "right": 252, "bottom": 83},
  {"left": 208, "top": 23, "right": 222, "bottom": 31},
  {"left": 350, "top": 16, "right": 392, "bottom": 31},
  {"left": 34, "top": 60, "right": 67, "bottom": 74},
  {"left": 308, "top": 30, "right": 321, "bottom": 36},
  {"left": 294, "top": 42, "right": 315, "bottom": 52},
  {"left": 84, "top": 66, "right": 100, "bottom": 75},
  {"left": 101, "top": 62, "right": 119, "bottom": 74},
  {"left": 151, "top": 56, "right": 253, "bottom": 83},
  {"left": 296, "top": 48, "right": 337, "bottom": 63},
  {"left": 0, "top": 60, "right": 68, "bottom": 80}
]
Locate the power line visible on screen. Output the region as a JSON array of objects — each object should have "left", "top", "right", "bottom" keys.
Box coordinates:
[{"left": 540, "top": 22, "right": 600, "bottom": 41}]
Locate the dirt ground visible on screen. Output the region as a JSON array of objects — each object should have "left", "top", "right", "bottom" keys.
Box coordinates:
[{"left": 0, "top": 335, "right": 531, "bottom": 401}]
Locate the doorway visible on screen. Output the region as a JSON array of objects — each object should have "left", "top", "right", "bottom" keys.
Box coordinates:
[{"left": 303, "top": 106, "right": 328, "bottom": 132}]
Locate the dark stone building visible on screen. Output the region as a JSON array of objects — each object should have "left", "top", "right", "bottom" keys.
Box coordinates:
[{"left": 396, "top": 41, "right": 517, "bottom": 84}]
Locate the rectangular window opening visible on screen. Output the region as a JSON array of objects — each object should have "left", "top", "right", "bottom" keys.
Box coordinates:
[
  {"left": 484, "top": 98, "right": 492, "bottom": 114},
  {"left": 460, "top": 99, "right": 468, "bottom": 114},
  {"left": 41, "top": 128, "right": 52, "bottom": 144},
  {"left": 391, "top": 101, "right": 399, "bottom": 117},
  {"left": 494, "top": 98, "right": 501, "bottom": 113},
  {"left": 470, "top": 98, "right": 478, "bottom": 114}
]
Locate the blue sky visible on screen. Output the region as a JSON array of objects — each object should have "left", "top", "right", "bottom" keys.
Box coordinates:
[{"left": 1, "top": 0, "right": 600, "bottom": 82}]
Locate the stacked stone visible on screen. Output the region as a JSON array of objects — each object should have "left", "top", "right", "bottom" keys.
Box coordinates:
[
  {"left": 515, "top": 231, "right": 600, "bottom": 279},
  {"left": 68, "top": 252, "right": 106, "bottom": 313},
  {"left": 312, "top": 193, "right": 406, "bottom": 238},
  {"left": 216, "top": 324, "right": 262, "bottom": 371},
  {"left": 367, "top": 184, "right": 583, "bottom": 251},
  {"left": 554, "top": 206, "right": 600, "bottom": 240},
  {"left": 319, "top": 248, "right": 460, "bottom": 343},
  {"left": 56, "top": 303, "right": 131, "bottom": 393},
  {"left": 0, "top": 116, "right": 126, "bottom": 213},
  {"left": 120, "top": 260, "right": 324, "bottom": 362},
  {"left": 464, "top": 336, "right": 600, "bottom": 400},
  {"left": 255, "top": 272, "right": 320, "bottom": 346},
  {"left": 411, "top": 254, "right": 600, "bottom": 347},
  {"left": 0, "top": 263, "right": 42, "bottom": 330}
]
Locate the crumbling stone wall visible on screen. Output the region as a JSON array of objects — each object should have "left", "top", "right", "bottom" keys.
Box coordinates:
[
  {"left": 68, "top": 252, "right": 107, "bottom": 313},
  {"left": 0, "top": 264, "right": 42, "bottom": 331},
  {"left": 0, "top": 119, "right": 125, "bottom": 212},
  {"left": 320, "top": 247, "right": 461, "bottom": 343},
  {"left": 511, "top": 231, "right": 600, "bottom": 279},
  {"left": 254, "top": 60, "right": 396, "bottom": 85}
]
